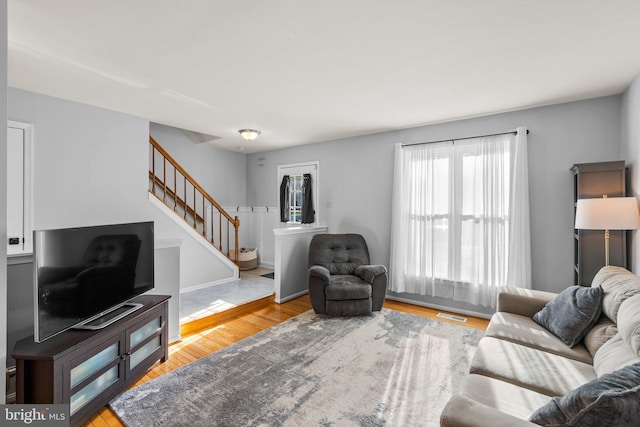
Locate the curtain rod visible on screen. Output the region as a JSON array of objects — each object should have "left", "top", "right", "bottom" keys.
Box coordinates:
[{"left": 402, "top": 129, "right": 530, "bottom": 147}]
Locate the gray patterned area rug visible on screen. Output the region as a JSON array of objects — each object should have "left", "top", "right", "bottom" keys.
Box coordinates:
[{"left": 110, "top": 309, "right": 484, "bottom": 426}]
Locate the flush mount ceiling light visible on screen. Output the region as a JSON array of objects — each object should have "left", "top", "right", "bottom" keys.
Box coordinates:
[{"left": 239, "top": 129, "right": 261, "bottom": 141}]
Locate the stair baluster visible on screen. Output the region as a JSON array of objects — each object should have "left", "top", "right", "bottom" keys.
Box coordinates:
[{"left": 148, "top": 136, "right": 240, "bottom": 265}]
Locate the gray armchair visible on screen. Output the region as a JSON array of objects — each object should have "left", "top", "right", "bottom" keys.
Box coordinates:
[{"left": 308, "top": 233, "right": 387, "bottom": 316}]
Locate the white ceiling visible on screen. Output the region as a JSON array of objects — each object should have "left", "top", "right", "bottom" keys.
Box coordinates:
[{"left": 7, "top": 1, "right": 640, "bottom": 153}]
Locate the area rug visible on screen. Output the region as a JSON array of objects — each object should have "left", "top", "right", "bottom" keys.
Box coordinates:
[{"left": 110, "top": 309, "right": 484, "bottom": 426}]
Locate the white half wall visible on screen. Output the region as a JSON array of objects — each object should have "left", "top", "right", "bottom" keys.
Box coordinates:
[
  {"left": 150, "top": 196, "right": 237, "bottom": 291},
  {"left": 274, "top": 225, "right": 328, "bottom": 302},
  {"left": 154, "top": 239, "right": 182, "bottom": 342}
]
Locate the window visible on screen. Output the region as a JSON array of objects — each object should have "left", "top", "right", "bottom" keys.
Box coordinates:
[
  {"left": 288, "top": 174, "right": 303, "bottom": 223},
  {"left": 390, "top": 128, "right": 531, "bottom": 308},
  {"left": 278, "top": 162, "right": 319, "bottom": 225}
]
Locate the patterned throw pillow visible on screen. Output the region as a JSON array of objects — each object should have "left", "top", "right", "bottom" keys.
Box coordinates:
[{"left": 532, "top": 285, "right": 603, "bottom": 347}]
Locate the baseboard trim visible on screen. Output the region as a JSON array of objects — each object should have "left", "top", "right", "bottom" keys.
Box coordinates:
[
  {"left": 384, "top": 295, "right": 492, "bottom": 320},
  {"left": 180, "top": 277, "right": 238, "bottom": 294},
  {"left": 276, "top": 289, "right": 308, "bottom": 304}
]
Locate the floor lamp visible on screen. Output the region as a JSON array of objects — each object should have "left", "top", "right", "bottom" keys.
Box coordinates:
[{"left": 574, "top": 196, "right": 640, "bottom": 266}]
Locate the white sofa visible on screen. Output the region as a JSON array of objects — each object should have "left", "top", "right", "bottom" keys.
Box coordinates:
[{"left": 440, "top": 266, "right": 640, "bottom": 426}]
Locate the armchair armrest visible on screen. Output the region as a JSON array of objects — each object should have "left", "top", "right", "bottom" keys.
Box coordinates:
[
  {"left": 354, "top": 265, "right": 387, "bottom": 284},
  {"left": 309, "top": 265, "right": 330, "bottom": 284},
  {"left": 496, "top": 286, "right": 557, "bottom": 317},
  {"left": 441, "top": 395, "right": 536, "bottom": 427}
]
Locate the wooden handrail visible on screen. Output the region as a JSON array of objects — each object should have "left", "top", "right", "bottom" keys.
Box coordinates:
[
  {"left": 149, "top": 136, "right": 240, "bottom": 265},
  {"left": 150, "top": 136, "right": 235, "bottom": 224}
]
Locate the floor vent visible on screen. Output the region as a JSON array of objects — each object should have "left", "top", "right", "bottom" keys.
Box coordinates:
[{"left": 437, "top": 313, "right": 468, "bottom": 323}]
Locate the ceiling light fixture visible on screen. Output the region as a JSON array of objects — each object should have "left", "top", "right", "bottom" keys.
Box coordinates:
[{"left": 239, "top": 129, "right": 261, "bottom": 141}]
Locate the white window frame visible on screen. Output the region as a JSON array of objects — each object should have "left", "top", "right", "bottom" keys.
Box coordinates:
[
  {"left": 277, "top": 161, "right": 319, "bottom": 226},
  {"left": 7, "top": 120, "right": 34, "bottom": 255}
]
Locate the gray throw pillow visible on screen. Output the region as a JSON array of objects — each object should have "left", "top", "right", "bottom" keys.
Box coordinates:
[
  {"left": 532, "top": 285, "right": 603, "bottom": 347},
  {"left": 529, "top": 362, "right": 640, "bottom": 426}
]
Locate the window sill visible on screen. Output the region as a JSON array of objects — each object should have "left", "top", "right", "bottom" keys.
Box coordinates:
[{"left": 273, "top": 224, "right": 327, "bottom": 236}]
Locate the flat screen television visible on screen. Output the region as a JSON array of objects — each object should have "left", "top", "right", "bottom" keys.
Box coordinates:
[{"left": 33, "top": 221, "right": 155, "bottom": 342}]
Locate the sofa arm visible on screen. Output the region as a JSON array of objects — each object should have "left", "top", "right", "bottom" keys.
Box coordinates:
[
  {"left": 308, "top": 265, "right": 330, "bottom": 314},
  {"left": 355, "top": 265, "right": 388, "bottom": 311},
  {"left": 354, "top": 265, "right": 387, "bottom": 283},
  {"left": 440, "top": 395, "right": 536, "bottom": 427},
  {"left": 497, "top": 286, "right": 557, "bottom": 317}
]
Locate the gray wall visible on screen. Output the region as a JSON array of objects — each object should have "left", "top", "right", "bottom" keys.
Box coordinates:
[
  {"left": 1, "top": 0, "right": 8, "bottom": 402},
  {"left": 9, "top": 88, "right": 151, "bottom": 230},
  {"left": 247, "top": 95, "right": 623, "bottom": 315},
  {"left": 621, "top": 74, "right": 640, "bottom": 272},
  {"left": 150, "top": 122, "right": 247, "bottom": 207},
  {"left": 6, "top": 88, "right": 235, "bottom": 368},
  {"left": 6, "top": 87, "right": 156, "bottom": 367}
]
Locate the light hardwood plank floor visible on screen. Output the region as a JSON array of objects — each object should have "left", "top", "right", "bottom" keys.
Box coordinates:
[{"left": 85, "top": 295, "right": 489, "bottom": 427}]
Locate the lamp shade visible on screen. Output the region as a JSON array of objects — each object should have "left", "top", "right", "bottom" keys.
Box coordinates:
[{"left": 575, "top": 197, "right": 640, "bottom": 230}]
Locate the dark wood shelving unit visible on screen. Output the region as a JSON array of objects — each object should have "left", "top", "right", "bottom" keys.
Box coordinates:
[{"left": 572, "top": 161, "right": 627, "bottom": 286}]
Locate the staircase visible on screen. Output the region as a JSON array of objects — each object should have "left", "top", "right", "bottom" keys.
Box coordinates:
[{"left": 149, "top": 136, "right": 240, "bottom": 265}]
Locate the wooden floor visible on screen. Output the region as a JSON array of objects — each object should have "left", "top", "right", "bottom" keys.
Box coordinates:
[{"left": 85, "top": 295, "right": 489, "bottom": 427}]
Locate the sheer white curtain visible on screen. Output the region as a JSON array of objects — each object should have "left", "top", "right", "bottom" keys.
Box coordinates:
[{"left": 389, "top": 127, "right": 531, "bottom": 308}]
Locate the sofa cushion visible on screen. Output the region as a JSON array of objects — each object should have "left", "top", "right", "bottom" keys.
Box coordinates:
[
  {"left": 441, "top": 395, "right": 540, "bottom": 427},
  {"left": 485, "top": 312, "right": 592, "bottom": 364},
  {"left": 470, "top": 337, "right": 596, "bottom": 396},
  {"left": 592, "top": 266, "right": 640, "bottom": 323},
  {"left": 532, "top": 285, "right": 603, "bottom": 347},
  {"left": 593, "top": 334, "right": 640, "bottom": 377},
  {"left": 308, "top": 233, "right": 370, "bottom": 275},
  {"left": 584, "top": 316, "right": 618, "bottom": 357},
  {"left": 529, "top": 362, "right": 640, "bottom": 427},
  {"left": 617, "top": 293, "right": 640, "bottom": 356},
  {"left": 325, "top": 275, "right": 371, "bottom": 300},
  {"left": 460, "top": 374, "right": 552, "bottom": 421}
]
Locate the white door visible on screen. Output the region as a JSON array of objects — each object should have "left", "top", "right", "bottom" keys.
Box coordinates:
[{"left": 7, "top": 122, "right": 32, "bottom": 255}]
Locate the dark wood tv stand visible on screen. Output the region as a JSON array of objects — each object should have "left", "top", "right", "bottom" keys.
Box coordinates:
[{"left": 12, "top": 295, "right": 170, "bottom": 427}]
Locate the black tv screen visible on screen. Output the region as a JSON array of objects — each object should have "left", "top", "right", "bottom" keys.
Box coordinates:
[{"left": 33, "top": 221, "right": 154, "bottom": 342}]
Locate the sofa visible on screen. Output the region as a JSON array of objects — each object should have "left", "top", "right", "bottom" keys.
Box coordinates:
[{"left": 440, "top": 266, "right": 640, "bottom": 426}]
